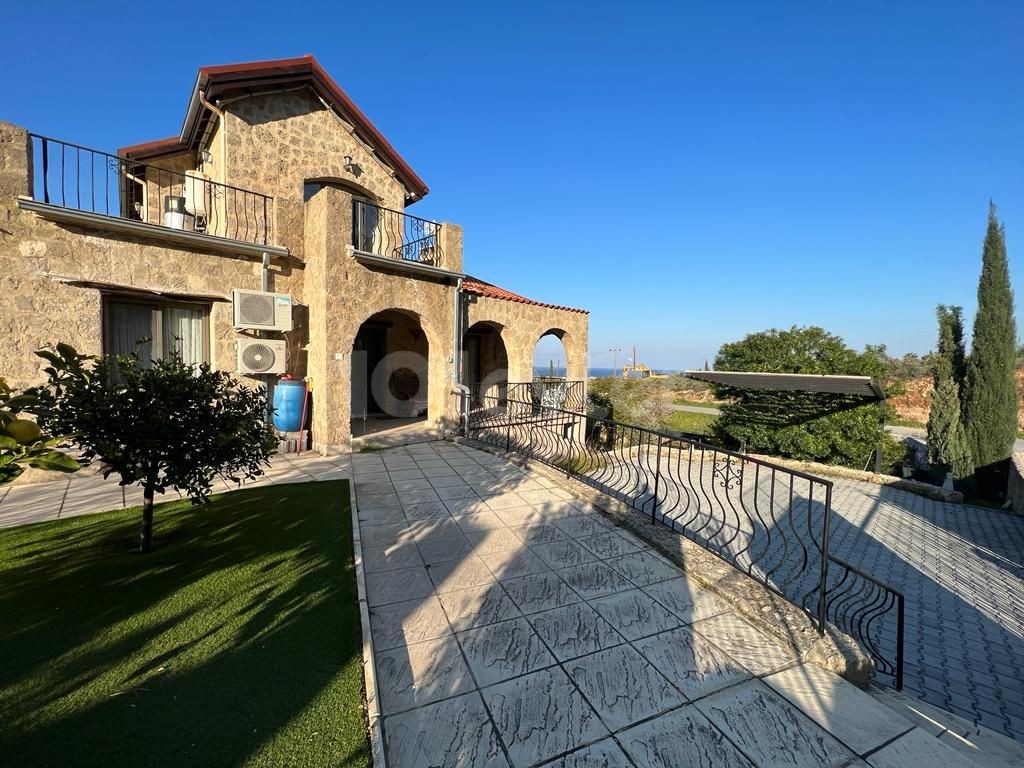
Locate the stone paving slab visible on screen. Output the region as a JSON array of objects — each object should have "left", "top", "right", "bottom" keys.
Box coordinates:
[{"left": 354, "top": 442, "right": 984, "bottom": 768}]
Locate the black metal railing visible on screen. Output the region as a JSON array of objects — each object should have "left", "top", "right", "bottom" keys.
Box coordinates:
[
  {"left": 466, "top": 380, "right": 586, "bottom": 413},
  {"left": 353, "top": 199, "right": 443, "bottom": 267},
  {"left": 819, "top": 555, "right": 905, "bottom": 689},
  {"left": 513, "top": 379, "right": 586, "bottom": 412},
  {"left": 28, "top": 134, "right": 273, "bottom": 246},
  {"left": 457, "top": 390, "right": 905, "bottom": 688}
]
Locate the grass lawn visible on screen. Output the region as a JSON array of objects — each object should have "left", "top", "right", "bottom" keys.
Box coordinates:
[
  {"left": 668, "top": 410, "right": 718, "bottom": 435},
  {"left": 0, "top": 480, "right": 369, "bottom": 768}
]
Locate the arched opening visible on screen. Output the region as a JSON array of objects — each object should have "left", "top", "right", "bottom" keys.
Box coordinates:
[
  {"left": 533, "top": 329, "right": 582, "bottom": 410},
  {"left": 463, "top": 321, "right": 509, "bottom": 407},
  {"left": 351, "top": 309, "right": 430, "bottom": 438},
  {"left": 534, "top": 329, "right": 568, "bottom": 379}
]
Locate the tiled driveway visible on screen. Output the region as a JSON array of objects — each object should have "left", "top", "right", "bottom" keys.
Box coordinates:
[
  {"left": 824, "top": 481, "right": 1024, "bottom": 739},
  {"left": 355, "top": 442, "right": 972, "bottom": 768}
]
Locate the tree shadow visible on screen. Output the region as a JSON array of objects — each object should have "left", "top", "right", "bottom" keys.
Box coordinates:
[{"left": 0, "top": 480, "right": 370, "bottom": 767}]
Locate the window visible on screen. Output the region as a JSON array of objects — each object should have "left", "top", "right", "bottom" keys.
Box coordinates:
[{"left": 103, "top": 297, "right": 210, "bottom": 366}]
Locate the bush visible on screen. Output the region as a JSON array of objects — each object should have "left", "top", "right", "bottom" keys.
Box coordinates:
[
  {"left": 30, "top": 344, "right": 276, "bottom": 552},
  {"left": 710, "top": 326, "right": 902, "bottom": 470},
  {"left": 0, "top": 377, "right": 78, "bottom": 484},
  {"left": 587, "top": 376, "right": 674, "bottom": 431}
]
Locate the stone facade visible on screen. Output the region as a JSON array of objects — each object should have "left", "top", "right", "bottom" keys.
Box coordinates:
[{"left": 0, "top": 67, "right": 588, "bottom": 452}]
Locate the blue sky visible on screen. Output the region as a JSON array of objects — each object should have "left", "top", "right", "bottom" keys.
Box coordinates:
[{"left": 5, "top": 2, "right": 1022, "bottom": 370}]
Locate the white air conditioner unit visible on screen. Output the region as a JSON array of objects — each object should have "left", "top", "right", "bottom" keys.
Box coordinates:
[
  {"left": 232, "top": 289, "right": 293, "bottom": 332},
  {"left": 237, "top": 338, "right": 287, "bottom": 375}
]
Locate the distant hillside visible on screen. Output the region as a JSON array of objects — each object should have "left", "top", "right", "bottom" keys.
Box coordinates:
[{"left": 889, "top": 371, "right": 1024, "bottom": 429}]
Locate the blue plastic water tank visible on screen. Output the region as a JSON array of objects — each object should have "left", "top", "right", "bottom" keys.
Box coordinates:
[{"left": 273, "top": 380, "right": 307, "bottom": 432}]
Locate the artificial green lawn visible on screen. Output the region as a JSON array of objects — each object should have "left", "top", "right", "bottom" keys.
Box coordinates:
[
  {"left": 0, "top": 480, "right": 369, "bottom": 768},
  {"left": 668, "top": 409, "right": 718, "bottom": 436}
]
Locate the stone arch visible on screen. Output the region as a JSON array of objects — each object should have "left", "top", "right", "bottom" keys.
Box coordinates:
[
  {"left": 534, "top": 328, "right": 570, "bottom": 378},
  {"left": 349, "top": 307, "right": 441, "bottom": 438},
  {"left": 303, "top": 176, "right": 380, "bottom": 205},
  {"left": 463, "top": 320, "right": 509, "bottom": 406}
]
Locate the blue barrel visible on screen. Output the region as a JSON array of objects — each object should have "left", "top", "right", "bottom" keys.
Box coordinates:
[{"left": 273, "top": 380, "right": 307, "bottom": 432}]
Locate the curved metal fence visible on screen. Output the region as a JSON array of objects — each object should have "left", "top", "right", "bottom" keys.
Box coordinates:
[{"left": 458, "top": 391, "right": 904, "bottom": 688}]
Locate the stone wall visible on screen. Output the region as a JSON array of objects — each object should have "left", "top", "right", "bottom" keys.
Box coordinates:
[
  {"left": 220, "top": 89, "right": 409, "bottom": 267},
  {"left": 303, "top": 186, "right": 458, "bottom": 453},
  {"left": 0, "top": 122, "right": 295, "bottom": 388}
]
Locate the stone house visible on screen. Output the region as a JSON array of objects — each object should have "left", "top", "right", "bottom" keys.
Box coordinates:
[{"left": 0, "top": 56, "right": 588, "bottom": 452}]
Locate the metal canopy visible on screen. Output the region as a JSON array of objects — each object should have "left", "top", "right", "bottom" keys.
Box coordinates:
[{"left": 683, "top": 371, "right": 886, "bottom": 401}]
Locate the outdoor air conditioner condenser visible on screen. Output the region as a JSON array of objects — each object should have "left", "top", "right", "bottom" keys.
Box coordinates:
[
  {"left": 232, "top": 288, "right": 293, "bottom": 332},
  {"left": 236, "top": 338, "right": 287, "bottom": 375}
]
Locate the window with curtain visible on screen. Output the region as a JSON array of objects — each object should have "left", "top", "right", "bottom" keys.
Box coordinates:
[{"left": 104, "top": 298, "right": 209, "bottom": 366}]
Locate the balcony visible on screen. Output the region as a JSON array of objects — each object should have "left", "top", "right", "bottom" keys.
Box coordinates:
[
  {"left": 352, "top": 200, "right": 454, "bottom": 275},
  {"left": 20, "top": 134, "right": 282, "bottom": 258}
]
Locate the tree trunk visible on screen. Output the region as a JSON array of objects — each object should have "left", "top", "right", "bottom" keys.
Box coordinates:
[{"left": 140, "top": 483, "right": 155, "bottom": 553}]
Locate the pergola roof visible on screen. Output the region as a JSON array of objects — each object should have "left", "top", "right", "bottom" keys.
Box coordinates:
[{"left": 683, "top": 371, "right": 886, "bottom": 401}]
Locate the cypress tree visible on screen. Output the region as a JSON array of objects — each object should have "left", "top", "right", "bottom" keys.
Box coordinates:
[
  {"left": 962, "top": 203, "right": 1018, "bottom": 468},
  {"left": 928, "top": 376, "right": 974, "bottom": 479},
  {"left": 933, "top": 305, "right": 967, "bottom": 389},
  {"left": 928, "top": 305, "right": 973, "bottom": 479}
]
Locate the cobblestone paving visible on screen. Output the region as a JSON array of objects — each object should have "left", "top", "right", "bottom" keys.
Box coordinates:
[{"left": 825, "top": 481, "right": 1024, "bottom": 740}]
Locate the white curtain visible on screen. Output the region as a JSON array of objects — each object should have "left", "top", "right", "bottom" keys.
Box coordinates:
[
  {"left": 107, "top": 302, "right": 154, "bottom": 365},
  {"left": 162, "top": 307, "right": 204, "bottom": 365},
  {"left": 107, "top": 301, "right": 205, "bottom": 366}
]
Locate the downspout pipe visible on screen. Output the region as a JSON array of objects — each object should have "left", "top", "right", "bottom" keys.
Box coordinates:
[{"left": 452, "top": 277, "right": 470, "bottom": 434}]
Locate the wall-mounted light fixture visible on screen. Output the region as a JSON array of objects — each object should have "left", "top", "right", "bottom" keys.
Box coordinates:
[
  {"left": 343, "top": 155, "right": 355, "bottom": 172},
  {"left": 200, "top": 149, "right": 213, "bottom": 166}
]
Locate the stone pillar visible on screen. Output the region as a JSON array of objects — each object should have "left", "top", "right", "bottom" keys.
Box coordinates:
[
  {"left": 304, "top": 186, "right": 355, "bottom": 454},
  {"left": 0, "top": 122, "right": 32, "bottom": 203},
  {"left": 440, "top": 222, "right": 463, "bottom": 274},
  {"left": 565, "top": 317, "right": 590, "bottom": 386}
]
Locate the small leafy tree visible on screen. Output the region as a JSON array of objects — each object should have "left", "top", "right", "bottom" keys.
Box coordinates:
[
  {"left": 710, "top": 326, "right": 902, "bottom": 469},
  {"left": 962, "top": 203, "right": 1018, "bottom": 469},
  {"left": 0, "top": 377, "right": 79, "bottom": 484},
  {"left": 30, "top": 344, "right": 276, "bottom": 552}
]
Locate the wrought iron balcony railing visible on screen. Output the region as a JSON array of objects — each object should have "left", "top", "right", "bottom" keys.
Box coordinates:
[
  {"left": 352, "top": 199, "right": 443, "bottom": 268},
  {"left": 28, "top": 134, "right": 274, "bottom": 246},
  {"left": 456, "top": 389, "right": 905, "bottom": 689}
]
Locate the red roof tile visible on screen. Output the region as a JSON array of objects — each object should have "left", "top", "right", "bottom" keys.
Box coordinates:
[{"left": 463, "top": 276, "right": 588, "bottom": 314}]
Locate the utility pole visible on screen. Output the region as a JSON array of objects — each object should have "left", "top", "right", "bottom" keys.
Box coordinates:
[{"left": 609, "top": 346, "right": 621, "bottom": 373}]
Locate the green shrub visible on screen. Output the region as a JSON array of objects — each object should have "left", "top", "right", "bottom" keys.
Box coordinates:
[
  {"left": 0, "top": 376, "right": 78, "bottom": 484},
  {"left": 710, "top": 326, "right": 902, "bottom": 470}
]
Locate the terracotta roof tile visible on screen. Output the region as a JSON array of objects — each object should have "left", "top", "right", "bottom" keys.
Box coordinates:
[{"left": 463, "top": 276, "right": 588, "bottom": 314}]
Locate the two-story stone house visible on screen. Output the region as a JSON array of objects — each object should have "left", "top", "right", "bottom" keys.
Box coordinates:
[{"left": 0, "top": 56, "right": 588, "bottom": 452}]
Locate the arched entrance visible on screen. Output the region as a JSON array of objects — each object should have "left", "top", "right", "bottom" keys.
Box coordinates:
[
  {"left": 351, "top": 309, "right": 430, "bottom": 438},
  {"left": 463, "top": 321, "right": 509, "bottom": 407}
]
